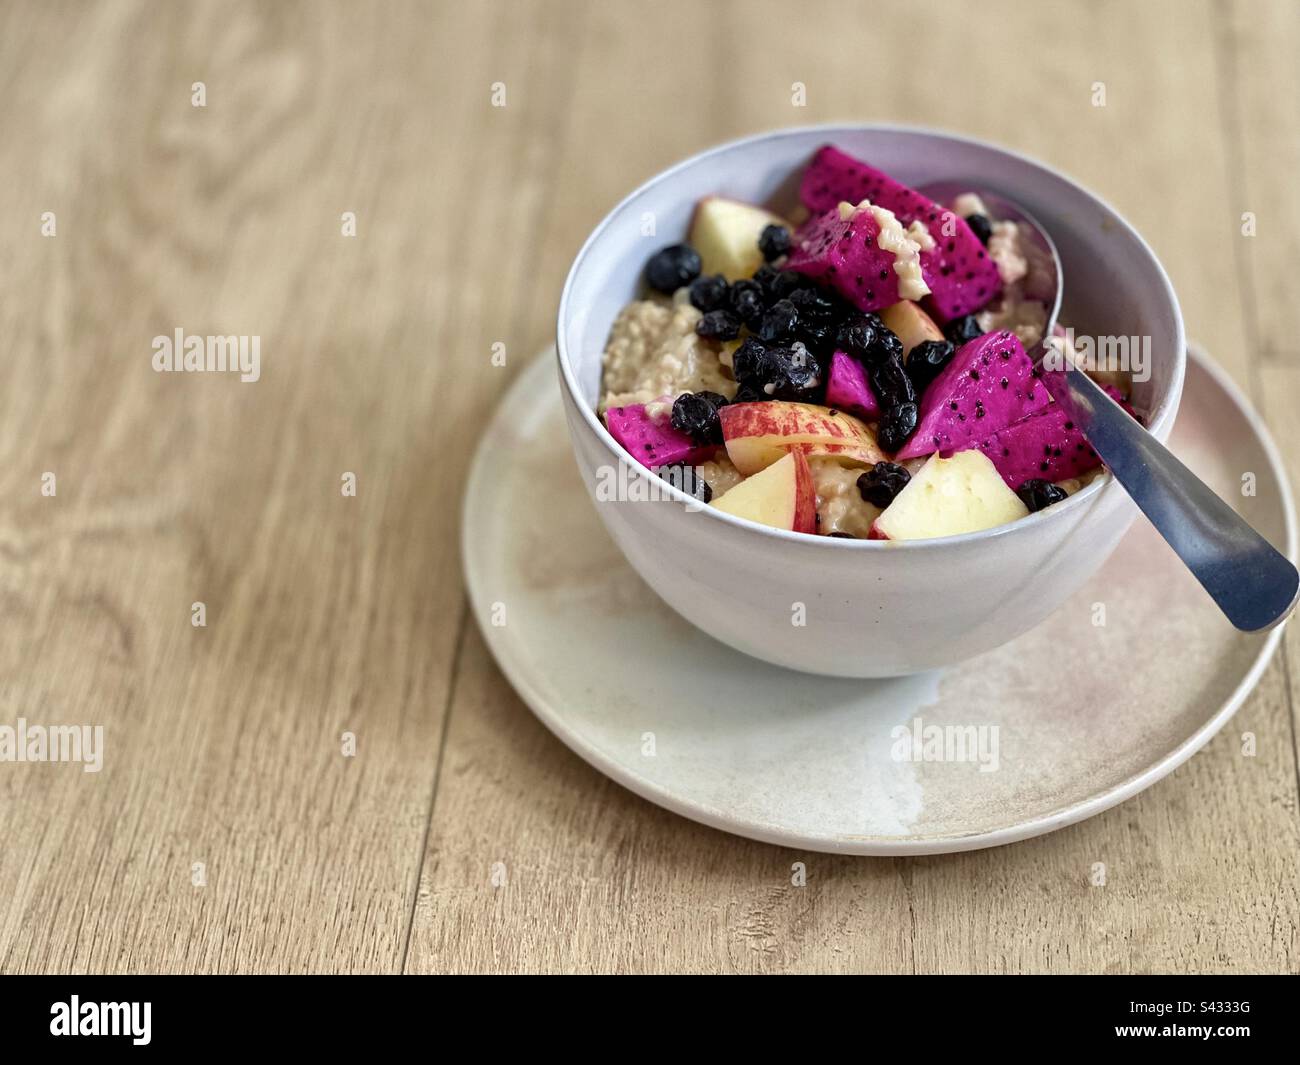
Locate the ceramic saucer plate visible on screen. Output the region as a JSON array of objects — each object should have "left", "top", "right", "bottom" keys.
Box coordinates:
[{"left": 461, "top": 345, "right": 1295, "bottom": 855}]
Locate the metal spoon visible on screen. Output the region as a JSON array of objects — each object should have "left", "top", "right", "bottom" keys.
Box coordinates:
[{"left": 918, "top": 181, "right": 1299, "bottom": 633}]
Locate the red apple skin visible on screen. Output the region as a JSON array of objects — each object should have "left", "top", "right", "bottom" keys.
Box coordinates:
[
  {"left": 719, "top": 402, "right": 872, "bottom": 445},
  {"left": 867, "top": 521, "right": 889, "bottom": 540},
  {"left": 791, "top": 451, "right": 817, "bottom": 534},
  {"left": 790, "top": 441, "right": 871, "bottom": 462},
  {"left": 720, "top": 402, "right": 826, "bottom": 441}
]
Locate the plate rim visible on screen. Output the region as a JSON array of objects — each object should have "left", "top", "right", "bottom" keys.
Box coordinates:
[{"left": 461, "top": 344, "right": 1295, "bottom": 856}]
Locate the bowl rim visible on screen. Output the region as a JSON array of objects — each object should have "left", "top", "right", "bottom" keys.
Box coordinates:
[{"left": 556, "top": 122, "right": 1187, "bottom": 549}]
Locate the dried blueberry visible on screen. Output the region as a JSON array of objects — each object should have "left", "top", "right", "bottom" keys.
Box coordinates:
[
  {"left": 943, "top": 314, "right": 984, "bottom": 346},
  {"left": 695, "top": 309, "right": 742, "bottom": 341},
  {"left": 657, "top": 463, "right": 712, "bottom": 503},
  {"left": 728, "top": 279, "right": 766, "bottom": 325},
  {"left": 865, "top": 335, "right": 914, "bottom": 410},
  {"left": 965, "top": 213, "right": 993, "bottom": 246},
  {"left": 1017, "top": 479, "right": 1068, "bottom": 512},
  {"left": 670, "top": 392, "right": 724, "bottom": 445},
  {"left": 795, "top": 317, "right": 836, "bottom": 354},
  {"left": 688, "top": 273, "right": 729, "bottom": 313},
  {"left": 789, "top": 287, "right": 837, "bottom": 320},
  {"left": 758, "top": 224, "right": 791, "bottom": 261},
  {"left": 906, "top": 339, "right": 956, "bottom": 395},
  {"left": 731, "top": 336, "right": 770, "bottom": 383},
  {"left": 868, "top": 325, "right": 905, "bottom": 366},
  {"left": 768, "top": 269, "right": 805, "bottom": 299},
  {"left": 836, "top": 313, "right": 879, "bottom": 357},
  {"left": 758, "top": 299, "right": 800, "bottom": 341},
  {"left": 645, "top": 243, "right": 701, "bottom": 293},
  {"left": 752, "top": 262, "right": 778, "bottom": 291},
  {"left": 779, "top": 342, "right": 821, "bottom": 391},
  {"left": 876, "top": 401, "right": 919, "bottom": 453},
  {"left": 857, "top": 461, "right": 911, "bottom": 508},
  {"left": 766, "top": 344, "right": 821, "bottom": 400},
  {"left": 734, "top": 337, "right": 820, "bottom": 401}
]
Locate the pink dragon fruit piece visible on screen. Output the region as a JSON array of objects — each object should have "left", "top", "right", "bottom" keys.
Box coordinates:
[
  {"left": 895, "top": 330, "right": 1050, "bottom": 460},
  {"left": 604, "top": 403, "right": 715, "bottom": 469},
  {"left": 824, "top": 351, "right": 881, "bottom": 419},
  {"left": 801, "top": 145, "right": 884, "bottom": 214},
  {"left": 785, "top": 205, "right": 909, "bottom": 312},
  {"left": 975, "top": 405, "right": 1100, "bottom": 488},
  {"left": 1041, "top": 341, "right": 1141, "bottom": 420},
  {"left": 799, "top": 144, "right": 1002, "bottom": 322}
]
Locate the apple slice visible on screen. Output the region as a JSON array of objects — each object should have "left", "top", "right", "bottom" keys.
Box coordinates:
[
  {"left": 792, "top": 439, "right": 886, "bottom": 467},
  {"left": 689, "top": 196, "right": 789, "bottom": 280},
  {"left": 870, "top": 450, "right": 1028, "bottom": 540},
  {"left": 712, "top": 450, "right": 816, "bottom": 533},
  {"left": 719, "top": 401, "right": 885, "bottom": 475},
  {"left": 881, "top": 300, "right": 944, "bottom": 357}
]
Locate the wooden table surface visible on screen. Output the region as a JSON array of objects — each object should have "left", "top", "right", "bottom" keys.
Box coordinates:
[{"left": 2, "top": 0, "right": 1297, "bottom": 974}]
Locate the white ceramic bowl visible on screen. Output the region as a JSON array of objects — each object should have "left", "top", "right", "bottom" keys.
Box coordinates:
[{"left": 556, "top": 125, "right": 1185, "bottom": 678}]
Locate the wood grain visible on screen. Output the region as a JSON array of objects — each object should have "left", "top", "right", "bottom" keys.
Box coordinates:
[
  {"left": 0, "top": 0, "right": 582, "bottom": 973},
  {"left": 0, "top": 0, "right": 1295, "bottom": 974},
  {"left": 1222, "top": 0, "right": 1300, "bottom": 802},
  {"left": 1218, "top": 0, "right": 1300, "bottom": 362}
]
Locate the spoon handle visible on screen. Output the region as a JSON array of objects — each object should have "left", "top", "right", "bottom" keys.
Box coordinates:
[{"left": 1042, "top": 366, "right": 1299, "bottom": 632}]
